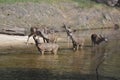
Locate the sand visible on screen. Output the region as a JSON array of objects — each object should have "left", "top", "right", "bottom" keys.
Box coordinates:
[{"left": 0, "top": 34, "right": 35, "bottom": 47}]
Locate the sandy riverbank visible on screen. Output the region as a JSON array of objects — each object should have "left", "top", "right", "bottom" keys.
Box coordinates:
[
  {"left": 0, "top": 34, "right": 34, "bottom": 47},
  {"left": 0, "top": 34, "right": 66, "bottom": 54},
  {"left": 0, "top": 34, "right": 64, "bottom": 47},
  {"left": 0, "top": 34, "right": 38, "bottom": 54}
]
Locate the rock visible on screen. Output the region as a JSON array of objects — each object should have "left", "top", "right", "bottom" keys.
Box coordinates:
[{"left": 106, "top": 0, "right": 118, "bottom": 6}]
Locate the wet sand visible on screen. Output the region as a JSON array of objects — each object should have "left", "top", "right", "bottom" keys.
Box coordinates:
[{"left": 0, "top": 34, "right": 33, "bottom": 47}]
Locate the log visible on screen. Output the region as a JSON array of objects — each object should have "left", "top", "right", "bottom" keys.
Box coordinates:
[{"left": 0, "top": 27, "right": 26, "bottom": 36}]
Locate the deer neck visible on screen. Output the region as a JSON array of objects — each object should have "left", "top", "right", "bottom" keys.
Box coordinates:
[
  {"left": 34, "top": 39, "right": 41, "bottom": 46},
  {"left": 95, "top": 38, "right": 104, "bottom": 45},
  {"left": 40, "top": 30, "right": 49, "bottom": 39},
  {"left": 64, "top": 26, "right": 72, "bottom": 36},
  {"left": 69, "top": 34, "right": 76, "bottom": 43},
  {"left": 64, "top": 26, "right": 76, "bottom": 43}
]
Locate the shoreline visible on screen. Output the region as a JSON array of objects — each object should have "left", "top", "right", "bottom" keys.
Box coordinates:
[
  {"left": 0, "top": 34, "right": 31, "bottom": 47},
  {"left": 0, "top": 34, "right": 68, "bottom": 54},
  {"left": 0, "top": 34, "right": 37, "bottom": 54}
]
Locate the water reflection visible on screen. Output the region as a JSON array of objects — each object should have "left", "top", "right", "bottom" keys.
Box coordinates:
[{"left": 0, "top": 46, "right": 119, "bottom": 80}]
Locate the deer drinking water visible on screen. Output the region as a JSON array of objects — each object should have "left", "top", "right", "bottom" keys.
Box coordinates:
[
  {"left": 33, "top": 37, "right": 59, "bottom": 55},
  {"left": 40, "top": 29, "right": 58, "bottom": 43},
  {"left": 91, "top": 34, "right": 108, "bottom": 46},
  {"left": 63, "top": 24, "right": 85, "bottom": 51},
  {"left": 26, "top": 26, "right": 49, "bottom": 44},
  {"left": 27, "top": 26, "right": 57, "bottom": 44}
]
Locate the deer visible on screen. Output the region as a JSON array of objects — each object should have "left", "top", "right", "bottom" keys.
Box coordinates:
[
  {"left": 40, "top": 29, "right": 58, "bottom": 43},
  {"left": 63, "top": 24, "right": 85, "bottom": 51},
  {"left": 26, "top": 26, "right": 50, "bottom": 44},
  {"left": 33, "top": 37, "right": 59, "bottom": 55},
  {"left": 91, "top": 34, "right": 108, "bottom": 46},
  {"left": 26, "top": 26, "right": 57, "bottom": 44}
]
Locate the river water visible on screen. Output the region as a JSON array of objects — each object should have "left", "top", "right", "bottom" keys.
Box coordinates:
[{"left": 0, "top": 29, "right": 120, "bottom": 80}]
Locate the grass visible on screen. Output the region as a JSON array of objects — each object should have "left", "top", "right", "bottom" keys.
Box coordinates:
[
  {"left": 73, "top": 0, "right": 95, "bottom": 8},
  {"left": 0, "top": 0, "right": 69, "bottom": 3},
  {"left": 0, "top": 0, "right": 99, "bottom": 8},
  {"left": 0, "top": 0, "right": 104, "bottom": 8}
]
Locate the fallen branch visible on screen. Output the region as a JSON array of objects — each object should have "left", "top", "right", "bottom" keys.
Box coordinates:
[{"left": 0, "top": 27, "right": 26, "bottom": 36}]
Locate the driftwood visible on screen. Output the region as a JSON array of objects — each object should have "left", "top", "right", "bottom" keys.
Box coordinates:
[{"left": 0, "top": 27, "right": 26, "bottom": 36}]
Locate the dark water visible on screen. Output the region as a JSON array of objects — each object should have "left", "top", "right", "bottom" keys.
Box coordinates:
[{"left": 0, "top": 29, "right": 120, "bottom": 80}]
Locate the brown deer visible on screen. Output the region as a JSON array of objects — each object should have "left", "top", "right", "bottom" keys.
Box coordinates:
[
  {"left": 27, "top": 27, "right": 37, "bottom": 43},
  {"left": 33, "top": 37, "right": 59, "bottom": 55},
  {"left": 91, "top": 34, "right": 108, "bottom": 46},
  {"left": 40, "top": 30, "right": 58, "bottom": 43},
  {"left": 27, "top": 26, "right": 58, "bottom": 44},
  {"left": 63, "top": 24, "right": 85, "bottom": 51},
  {"left": 26, "top": 27, "right": 50, "bottom": 44}
]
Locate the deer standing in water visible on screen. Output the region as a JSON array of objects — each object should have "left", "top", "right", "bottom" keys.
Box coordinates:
[
  {"left": 40, "top": 29, "right": 58, "bottom": 43},
  {"left": 63, "top": 24, "right": 85, "bottom": 51},
  {"left": 33, "top": 37, "right": 59, "bottom": 55},
  {"left": 91, "top": 34, "right": 108, "bottom": 46}
]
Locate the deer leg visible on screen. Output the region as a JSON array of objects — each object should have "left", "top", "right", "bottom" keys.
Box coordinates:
[
  {"left": 43, "top": 38, "right": 46, "bottom": 43},
  {"left": 36, "top": 47, "right": 41, "bottom": 54},
  {"left": 41, "top": 51, "right": 44, "bottom": 55},
  {"left": 26, "top": 33, "right": 33, "bottom": 45},
  {"left": 80, "top": 43, "right": 84, "bottom": 49},
  {"left": 75, "top": 46, "right": 77, "bottom": 51},
  {"left": 53, "top": 49, "right": 58, "bottom": 55},
  {"left": 33, "top": 35, "right": 37, "bottom": 41},
  {"left": 72, "top": 42, "right": 77, "bottom": 51},
  {"left": 46, "top": 39, "right": 49, "bottom": 43},
  {"left": 72, "top": 44, "right": 75, "bottom": 50},
  {"left": 76, "top": 45, "right": 79, "bottom": 51}
]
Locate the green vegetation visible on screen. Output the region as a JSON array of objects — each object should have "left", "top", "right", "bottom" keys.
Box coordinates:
[
  {"left": 0, "top": 0, "right": 103, "bottom": 8},
  {"left": 73, "top": 0, "right": 95, "bottom": 8},
  {"left": 0, "top": 0, "right": 105, "bottom": 8},
  {"left": 0, "top": 0, "right": 69, "bottom": 3}
]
